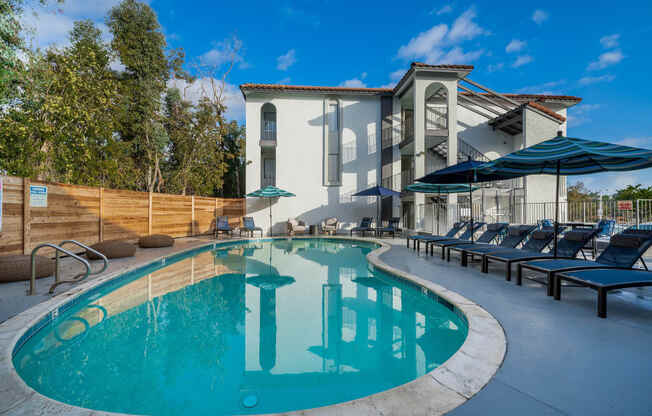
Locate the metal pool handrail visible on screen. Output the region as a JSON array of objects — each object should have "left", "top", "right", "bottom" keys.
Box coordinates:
[
  {"left": 49, "top": 240, "right": 109, "bottom": 294},
  {"left": 30, "top": 243, "right": 91, "bottom": 296}
]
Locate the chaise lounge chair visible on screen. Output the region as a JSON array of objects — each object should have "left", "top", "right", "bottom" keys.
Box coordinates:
[
  {"left": 407, "top": 221, "right": 468, "bottom": 251},
  {"left": 240, "top": 216, "right": 263, "bottom": 237},
  {"left": 448, "top": 225, "right": 537, "bottom": 267},
  {"left": 426, "top": 222, "right": 487, "bottom": 259},
  {"left": 435, "top": 223, "right": 509, "bottom": 260},
  {"left": 517, "top": 229, "right": 652, "bottom": 296},
  {"left": 481, "top": 227, "right": 581, "bottom": 281},
  {"left": 554, "top": 269, "right": 652, "bottom": 318},
  {"left": 350, "top": 217, "right": 375, "bottom": 237},
  {"left": 215, "top": 216, "right": 233, "bottom": 239},
  {"left": 377, "top": 217, "right": 402, "bottom": 238}
]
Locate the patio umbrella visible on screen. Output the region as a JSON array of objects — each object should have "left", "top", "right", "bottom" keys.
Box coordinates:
[
  {"left": 352, "top": 185, "right": 401, "bottom": 228},
  {"left": 478, "top": 133, "right": 652, "bottom": 256},
  {"left": 247, "top": 186, "right": 295, "bottom": 236},
  {"left": 405, "top": 183, "right": 477, "bottom": 235},
  {"left": 416, "top": 160, "right": 504, "bottom": 242}
]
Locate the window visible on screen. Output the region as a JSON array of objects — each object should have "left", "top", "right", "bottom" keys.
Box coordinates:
[
  {"left": 261, "top": 103, "right": 276, "bottom": 141},
  {"left": 325, "top": 99, "right": 341, "bottom": 185},
  {"left": 263, "top": 158, "right": 275, "bottom": 186}
]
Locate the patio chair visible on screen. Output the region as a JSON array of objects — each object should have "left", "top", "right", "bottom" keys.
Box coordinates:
[
  {"left": 437, "top": 223, "right": 509, "bottom": 261},
  {"left": 554, "top": 269, "right": 652, "bottom": 318},
  {"left": 426, "top": 222, "right": 487, "bottom": 259},
  {"left": 517, "top": 229, "right": 652, "bottom": 296},
  {"left": 407, "top": 221, "right": 468, "bottom": 251},
  {"left": 596, "top": 219, "right": 615, "bottom": 238},
  {"left": 350, "top": 217, "right": 375, "bottom": 237},
  {"left": 377, "top": 217, "right": 402, "bottom": 238},
  {"left": 321, "top": 217, "right": 339, "bottom": 235},
  {"left": 287, "top": 218, "right": 307, "bottom": 236},
  {"left": 481, "top": 227, "right": 581, "bottom": 281},
  {"left": 240, "top": 217, "right": 263, "bottom": 237},
  {"left": 448, "top": 225, "right": 537, "bottom": 267},
  {"left": 215, "top": 216, "right": 233, "bottom": 238}
]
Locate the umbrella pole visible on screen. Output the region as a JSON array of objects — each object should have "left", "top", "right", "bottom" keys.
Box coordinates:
[
  {"left": 469, "top": 182, "right": 474, "bottom": 243},
  {"left": 269, "top": 198, "right": 273, "bottom": 237},
  {"left": 554, "top": 161, "right": 560, "bottom": 257}
]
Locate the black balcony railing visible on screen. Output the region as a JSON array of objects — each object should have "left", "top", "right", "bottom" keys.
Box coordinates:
[{"left": 262, "top": 129, "right": 276, "bottom": 141}]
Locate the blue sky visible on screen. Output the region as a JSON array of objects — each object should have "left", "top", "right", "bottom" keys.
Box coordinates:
[{"left": 23, "top": 0, "right": 652, "bottom": 193}]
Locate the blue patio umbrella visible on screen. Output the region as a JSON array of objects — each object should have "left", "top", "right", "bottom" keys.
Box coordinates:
[
  {"left": 406, "top": 183, "right": 477, "bottom": 235},
  {"left": 247, "top": 186, "right": 296, "bottom": 236},
  {"left": 352, "top": 185, "right": 401, "bottom": 227},
  {"left": 416, "top": 160, "right": 502, "bottom": 242},
  {"left": 478, "top": 133, "right": 652, "bottom": 256}
]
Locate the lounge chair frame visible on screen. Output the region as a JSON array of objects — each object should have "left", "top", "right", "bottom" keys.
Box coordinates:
[
  {"left": 426, "top": 222, "right": 487, "bottom": 259},
  {"left": 447, "top": 225, "right": 537, "bottom": 267}
]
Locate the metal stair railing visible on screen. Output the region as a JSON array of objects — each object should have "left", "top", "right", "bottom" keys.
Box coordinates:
[
  {"left": 50, "top": 240, "right": 109, "bottom": 294},
  {"left": 29, "top": 240, "right": 109, "bottom": 295}
]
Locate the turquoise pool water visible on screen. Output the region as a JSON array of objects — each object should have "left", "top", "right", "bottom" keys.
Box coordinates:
[{"left": 13, "top": 239, "right": 468, "bottom": 415}]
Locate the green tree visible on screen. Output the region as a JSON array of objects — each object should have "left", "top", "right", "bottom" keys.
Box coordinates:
[
  {"left": 107, "top": 0, "right": 173, "bottom": 191},
  {"left": 613, "top": 184, "right": 652, "bottom": 201},
  {"left": 220, "top": 121, "right": 246, "bottom": 197},
  {"left": 567, "top": 181, "right": 600, "bottom": 202}
]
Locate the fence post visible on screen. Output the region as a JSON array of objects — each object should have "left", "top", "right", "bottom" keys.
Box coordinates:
[
  {"left": 191, "top": 195, "right": 195, "bottom": 236},
  {"left": 22, "top": 177, "right": 30, "bottom": 255},
  {"left": 148, "top": 192, "right": 153, "bottom": 235},
  {"left": 636, "top": 199, "right": 640, "bottom": 228},
  {"left": 583, "top": 201, "right": 586, "bottom": 223},
  {"left": 99, "top": 187, "right": 104, "bottom": 242}
]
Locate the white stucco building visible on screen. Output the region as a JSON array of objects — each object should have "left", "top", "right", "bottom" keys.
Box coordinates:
[{"left": 240, "top": 63, "right": 581, "bottom": 235}]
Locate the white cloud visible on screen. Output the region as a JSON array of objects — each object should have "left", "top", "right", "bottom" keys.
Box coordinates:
[
  {"left": 567, "top": 103, "right": 601, "bottom": 127},
  {"left": 512, "top": 55, "right": 533, "bottom": 68},
  {"left": 578, "top": 74, "right": 616, "bottom": 86},
  {"left": 167, "top": 77, "right": 245, "bottom": 122},
  {"left": 200, "top": 37, "right": 247, "bottom": 69},
  {"left": 576, "top": 172, "right": 650, "bottom": 194},
  {"left": 389, "top": 69, "right": 405, "bottom": 81},
  {"left": 616, "top": 137, "right": 652, "bottom": 147},
  {"left": 600, "top": 34, "right": 620, "bottom": 49},
  {"left": 276, "top": 49, "right": 296, "bottom": 71},
  {"left": 532, "top": 9, "right": 549, "bottom": 25},
  {"left": 516, "top": 79, "right": 566, "bottom": 94},
  {"left": 431, "top": 5, "right": 453, "bottom": 15},
  {"left": 587, "top": 49, "right": 624, "bottom": 70},
  {"left": 448, "top": 8, "right": 490, "bottom": 43},
  {"left": 505, "top": 39, "right": 526, "bottom": 53},
  {"left": 340, "top": 78, "right": 367, "bottom": 88},
  {"left": 487, "top": 62, "right": 504, "bottom": 72},
  {"left": 396, "top": 8, "right": 487, "bottom": 64},
  {"left": 277, "top": 77, "right": 291, "bottom": 84}
]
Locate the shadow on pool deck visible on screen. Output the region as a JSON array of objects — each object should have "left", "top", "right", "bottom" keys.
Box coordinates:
[{"left": 380, "top": 240, "right": 652, "bottom": 416}]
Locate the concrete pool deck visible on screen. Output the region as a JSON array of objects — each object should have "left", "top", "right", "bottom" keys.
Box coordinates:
[{"left": 1, "top": 236, "right": 651, "bottom": 415}]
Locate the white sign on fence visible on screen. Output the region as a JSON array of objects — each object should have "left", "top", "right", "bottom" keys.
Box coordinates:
[{"left": 30, "top": 185, "right": 48, "bottom": 208}]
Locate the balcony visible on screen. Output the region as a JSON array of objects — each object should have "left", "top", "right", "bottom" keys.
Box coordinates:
[
  {"left": 262, "top": 176, "right": 276, "bottom": 187},
  {"left": 260, "top": 129, "right": 277, "bottom": 148}
]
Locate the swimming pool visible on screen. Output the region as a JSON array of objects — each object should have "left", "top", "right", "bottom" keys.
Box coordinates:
[{"left": 12, "top": 238, "right": 468, "bottom": 415}]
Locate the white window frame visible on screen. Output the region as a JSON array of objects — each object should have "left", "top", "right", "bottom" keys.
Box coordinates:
[{"left": 323, "top": 97, "right": 342, "bottom": 186}]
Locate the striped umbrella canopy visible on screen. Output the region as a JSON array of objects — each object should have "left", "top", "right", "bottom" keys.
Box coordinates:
[
  {"left": 352, "top": 185, "right": 402, "bottom": 227},
  {"left": 247, "top": 186, "right": 296, "bottom": 236},
  {"left": 406, "top": 183, "right": 478, "bottom": 235},
  {"left": 479, "top": 134, "right": 652, "bottom": 256}
]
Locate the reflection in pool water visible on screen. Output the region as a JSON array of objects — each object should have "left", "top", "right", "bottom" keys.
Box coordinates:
[{"left": 14, "top": 239, "right": 468, "bottom": 416}]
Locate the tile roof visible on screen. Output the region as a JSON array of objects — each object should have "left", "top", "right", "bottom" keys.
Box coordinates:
[
  {"left": 239, "top": 83, "right": 392, "bottom": 94},
  {"left": 525, "top": 101, "right": 567, "bottom": 122}
]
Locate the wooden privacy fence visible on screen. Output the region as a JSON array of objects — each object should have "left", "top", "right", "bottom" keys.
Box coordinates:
[{"left": 0, "top": 176, "right": 245, "bottom": 256}]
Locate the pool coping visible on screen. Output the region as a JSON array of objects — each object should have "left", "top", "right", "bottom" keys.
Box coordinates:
[{"left": 0, "top": 236, "right": 506, "bottom": 416}]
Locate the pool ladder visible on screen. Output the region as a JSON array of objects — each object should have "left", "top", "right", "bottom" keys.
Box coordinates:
[{"left": 29, "top": 240, "right": 109, "bottom": 295}]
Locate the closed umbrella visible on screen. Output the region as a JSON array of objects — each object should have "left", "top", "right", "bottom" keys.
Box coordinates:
[
  {"left": 247, "top": 186, "right": 295, "bottom": 236},
  {"left": 352, "top": 185, "right": 401, "bottom": 229},
  {"left": 479, "top": 133, "right": 652, "bottom": 256},
  {"left": 405, "top": 183, "right": 477, "bottom": 235},
  {"left": 416, "top": 160, "right": 504, "bottom": 242}
]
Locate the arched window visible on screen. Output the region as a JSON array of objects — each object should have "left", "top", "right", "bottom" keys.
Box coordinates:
[{"left": 261, "top": 103, "right": 276, "bottom": 141}]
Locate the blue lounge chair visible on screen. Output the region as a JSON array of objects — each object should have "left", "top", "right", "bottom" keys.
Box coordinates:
[
  {"left": 377, "top": 217, "right": 402, "bottom": 238},
  {"left": 554, "top": 269, "right": 652, "bottom": 318},
  {"left": 439, "top": 223, "right": 509, "bottom": 260},
  {"left": 481, "top": 227, "right": 588, "bottom": 282},
  {"left": 596, "top": 219, "right": 615, "bottom": 238},
  {"left": 407, "top": 221, "right": 468, "bottom": 251},
  {"left": 448, "top": 225, "right": 537, "bottom": 267},
  {"left": 426, "top": 222, "right": 487, "bottom": 259},
  {"left": 517, "top": 229, "right": 652, "bottom": 296},
  {"left": 350, "top": 217, "right": 375, "bottom": 237},
  {"left": 215, "top": 216, "right": 233, "bottom": 239},
  {"left": 240, "top": 216, "right": 263, "bottom": 237}
]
